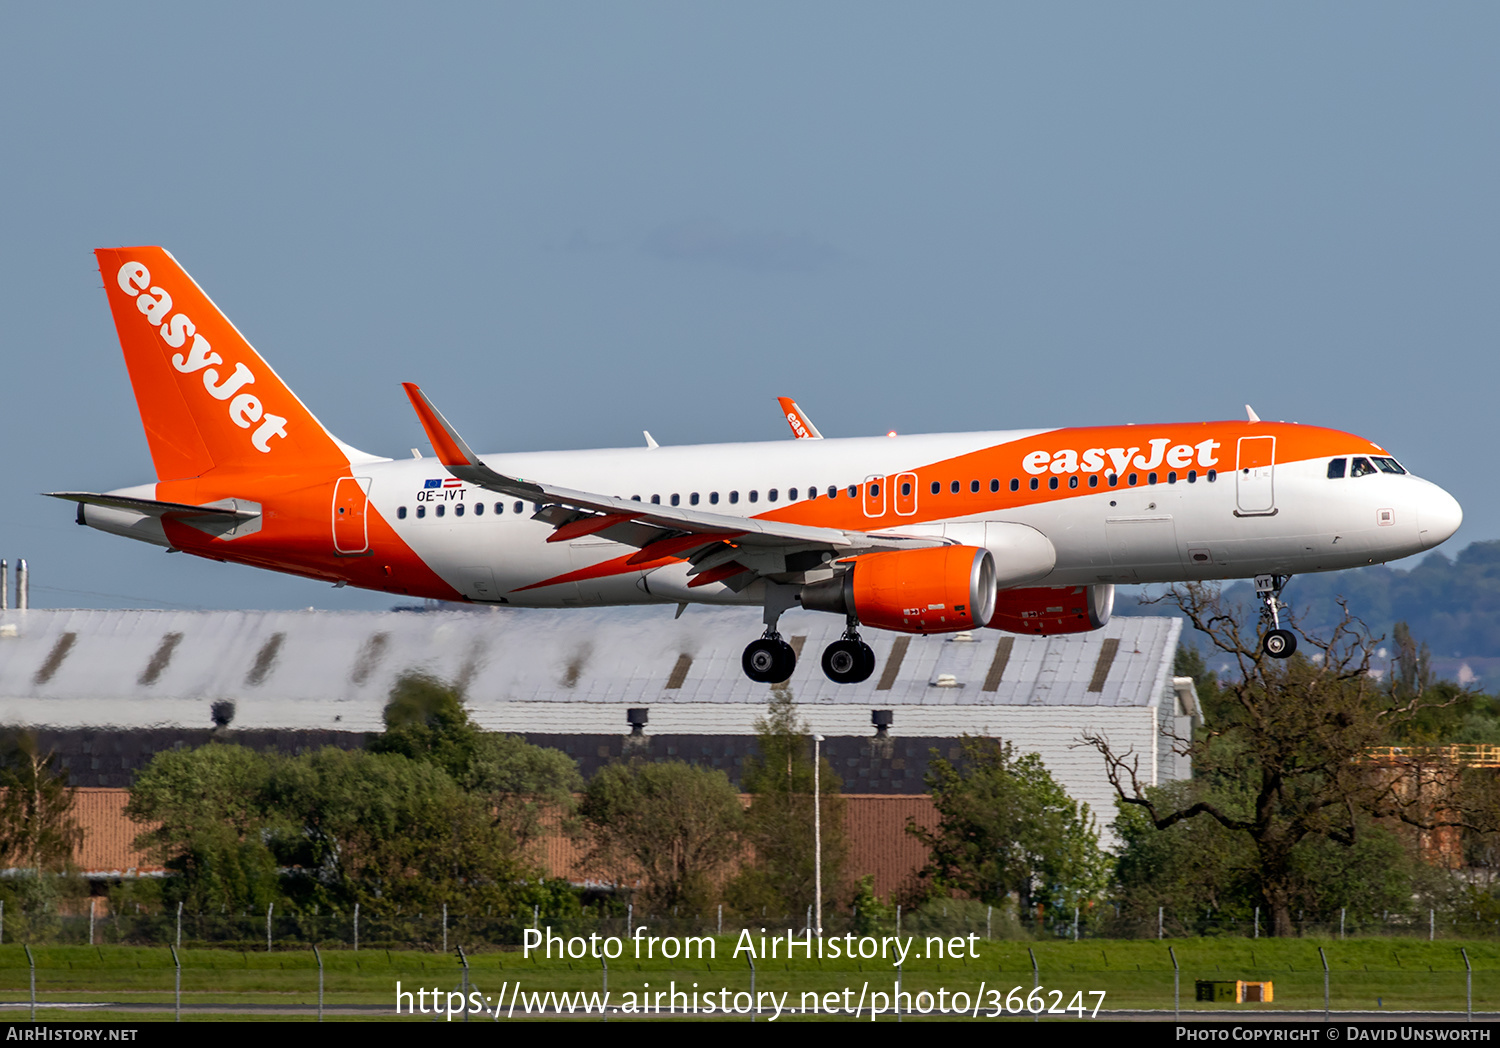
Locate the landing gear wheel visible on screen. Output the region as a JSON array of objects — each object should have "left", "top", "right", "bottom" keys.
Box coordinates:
[
  {"left": 743, "top": 636, "right": 796, "bottom": 683},
  {"left": 822, "top": 639, "right": 876, "bottom": 684},
  {"left": 1262, "top": 629, "right": 1297, "bottom": 659}
]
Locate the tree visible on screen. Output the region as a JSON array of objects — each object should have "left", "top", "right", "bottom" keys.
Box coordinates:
[
  {"left": 126, "top": 744, "right": 281, "bottom": 913},
  {"left": 0, "top": 732, "right": 83, "bottom": 874},
  {"left": 368, "top": 671, "right": 481, "bottom": 780},
  {"left": 1087, "top": 583, "right": 1459, "bottom": 937},
  {"left": 464, "top": 733, "right": 584, "bottom": 851},
  {"left": 908, "top": 736, "right": 1109, "bottom": 915},
  {"left": 580, "top": 760, "right": 743, "bottom": 912},
  {"left": 728, "top": 689, "right": 846, "bottom": 918}
]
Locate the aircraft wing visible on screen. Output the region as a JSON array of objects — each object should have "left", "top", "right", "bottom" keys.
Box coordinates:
[{"left": 402, "top": 384, "right": 939, "bottom": 579}]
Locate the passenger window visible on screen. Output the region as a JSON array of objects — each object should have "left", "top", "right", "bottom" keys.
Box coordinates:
[
  {"left": 397, "top": 506, "right": 407, "bottom": 519},
  {"left": 631, "top": 495, "right": 642, "bottom": 501},
  {"left": 868, "top": 483, "right": 879, "bottom": 497},
  {"left": 1107, "top": 474, "right": 1118, "bottom": 487},
  {"left": 1029, "top": 478, "right": 1039, "bottom": 490},
  {"left": 496, "top": 502, "right": 504, "bottom": 514},
  {"left": 1351, "top": 457, "right": 1376, "bottom": 477},
  {"left": 748, "top": 491, "right": 758, "bottom": 503},
  {"left": 970, "top": 480, "right": 980, "bottom": 493},
  {"left": 1048, "top": 477, "right": 1059, "bottom": 490},
  {"left": 930, "top": 481, "right": 940, "bottom": 495},
  {"left": 1068, "top": 476, "right": 1078, "bottom": 489},
  {"left": 1128, "top": 473, "right": 1138, "bottom": 486},
  {"left": 710, "top": 492, "right": 720, "bottom": 504},
  {"left": 455, "top": 503, "right": 465, "bottom": 517},
  {"left": 1148, "top": 472, "right": 1158, "bottom": 485},
  {"left": 900, "top": 482, "right": 911, "bottom": 497},
  {"left": 1010, "top": 478, "right": 1019, "bottom": 492},
  {"left": 1327, "top": 458, "right": 1347, "bottom": 479},
  {"left": 651, "top": 495, "right": 661, "bottom": 504},
  {"left": 827, "top": 486, "right": 838, "bottom": 499},
  {"left": 950, "top": 481, "right": 960, "bottom": 494},
  {"left": 771, "top": 489, "right": 781, "bottom": 502},
  {"left": 1187, "top": 470, "right": 1197, "bottom": 483},
  {"left": 1088, "top": 475, "right": 1098, "bottom": 488},
  {"left": 1206, "top": 471, "right": 1216, "bottom": 483},
  {"left": 690, "top": 493, "right": 700, "bottom": 505},
  {"left": 436, "top": 504, "right": 445, "bottom": 518},
  {"left": 1167, "top": 472, "right": 1176, "bottom": 484},
  {"left": 474, "top": 502, "right": 483, "bottom": 516},
  {"left": 990, "top": 479, "right": 999, "bottom": 493},
  {"left": 416, "top": 505, "right": 426, "bottom": 519},
  {"left": 514, "top": 501, "right": 525, "bottom": 513},
  {"left": 671, "top": 493, "right": 680, "bottom": 506},
  {"left": 847, "top": 485, "right": 858, "bottom": 498},
  {"left": 729, "top": 491, "right": 739, "bottom": 504}
]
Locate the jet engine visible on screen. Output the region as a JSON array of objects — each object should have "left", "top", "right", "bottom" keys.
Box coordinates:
[
  {"left": 985, "top": 583, "right": 1114, "bottom": 635},
  {"left": 801, "top": 545, "right": 997, "bottom": 634}
]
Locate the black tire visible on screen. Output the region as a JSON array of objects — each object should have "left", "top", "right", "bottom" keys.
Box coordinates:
[
  {"left": 823, "top": 639, "right": 876, "bottom": 684},
  {"left": 744, "top": 638, "right": 796, "bottom": 683},
  {"left": 1262, "top": 629, "right": 1297, "bottom": 659}
]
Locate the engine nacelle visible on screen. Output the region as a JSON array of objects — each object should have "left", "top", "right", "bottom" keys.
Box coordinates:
[
  {"left": 985, "top": 583, "right": 1114, "bottom": 635},
  {"left": 801, "top": 545, "right": 997, "bottom": 634}
]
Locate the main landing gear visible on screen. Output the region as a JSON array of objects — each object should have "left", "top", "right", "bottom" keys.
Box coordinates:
[
  {"left": 742, "top": 632, "right": 797, "bottom": 684},
  {"left": 1255, "top": 574, "right": 1297, "bottom": 659},
  {"left": 822, "top": 616, "right": 875, "bottom": 684}
]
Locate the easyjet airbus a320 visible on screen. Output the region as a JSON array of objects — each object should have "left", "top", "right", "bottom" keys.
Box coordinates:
[{"left": 54, "top": 247, "right": 1464, "bottom": 683}]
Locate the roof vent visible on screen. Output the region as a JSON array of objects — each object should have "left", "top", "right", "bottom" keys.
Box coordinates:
[
  {"left": 933, "top": 673, "right": 960, "bottom": 688},
  {"left": 211, "top": 700, "right": 236, "bottom": 730},
  {"left": 871, "top": 709, "right": 893, "bottom": 738},
  {"left": 626, "top": 707, "right": 649, "bottom": 736}
]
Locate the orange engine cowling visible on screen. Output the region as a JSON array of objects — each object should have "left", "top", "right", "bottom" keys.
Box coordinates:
[
  {"left": 986, "top": 584, "right": 1114, "bottom": 635},
  {"left": 801, "top": 545, "right": 998, "bottom": 634}
]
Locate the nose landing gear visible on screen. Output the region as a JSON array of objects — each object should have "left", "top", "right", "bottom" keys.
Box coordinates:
[{"left": 1255, "top": 574, "right": 1297, "bottom": 659}]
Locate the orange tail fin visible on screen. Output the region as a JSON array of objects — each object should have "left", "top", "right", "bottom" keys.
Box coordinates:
[{"left": 95, "top": 247, "right": 356, "bottom": 480}]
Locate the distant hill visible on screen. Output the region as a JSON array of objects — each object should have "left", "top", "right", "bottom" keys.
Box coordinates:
[{"left": 1116, "top": 540, "right": 1500, "bottom": 661}]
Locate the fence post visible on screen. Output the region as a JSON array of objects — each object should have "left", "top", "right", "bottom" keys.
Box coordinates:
[
  {"left": 602, "top": 953, "right": 608, "bottom": 1023},
  {"left": 24, "top": 943, "right": 34, "bottom": 1022},
  {"left": 718, "top": 904, "right": 722, "bottom": 936},
  {"left": 169, "top": 944, "right": 181, "bottom": 1023},
  {"left": 1461, "top": 947, "right": 1472, "bottom": 1023},
  {"left": 1073, "top": 903, "right": 1079, "bottom": 942},
  {"left": 2, "top": 898, "right": 5, "bottom": 945},
  {"left": 747, "top": 953, "right": 756, "bottom": 1022},
  {"left": 89, "top": 897, "right": 96, "bottom": 946},
  {"left": 443, "top": 903, "right": 448, "bottom": 955},
  {"left": 1029, "top": 947, "right": 1040, "bottom": 1023},
  {"left": 1340, "top": 908, "right": 1345, "bottom": 941},
  {"left": 1318, "top": 946, "right": 1329, "bottom": 1023},
  {"left": 176, "top": 901, "right": 182, "bottom": 951},
  {"left": 313, "top": 944, "right": 324, "bottom": 1023},
  {"left": 987, "top": 905, "right": 992, "bottom": 940},
  {"left": 267, "top": 903, "right": 273, "bottom": 952},
  {"left": 1254, "top": 907, "right": 1259, "bottom": 939},
  {"left": 895, "top": 960, "right": 901, "bottom": 1023},
  {"left": 457, "top": 945, "right": 470, "bottom": 1023},
  {"left": 353, "top": 902, "right": 359, "bottom": 952},
  {"left": 896, "top": 904, "right": 901, "bottom": 938},
  {"left": 1430, "top": 909, "right": 1435, "bottom": 941},
  {"left": 1169, "top": 946, "right": 1179, "bottom": 1020},
  {"left": 1157, "top": 906, "right": 1163, "bottom": 939}
]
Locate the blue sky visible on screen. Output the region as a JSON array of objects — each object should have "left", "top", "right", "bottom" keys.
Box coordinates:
[{"left": 1, "top": 4, "right": 1494, "bottom": 611}]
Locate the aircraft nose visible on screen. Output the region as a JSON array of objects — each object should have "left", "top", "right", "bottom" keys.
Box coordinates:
[{"left": 1417, "top": 483, "right": 1463, "bottom": 550}]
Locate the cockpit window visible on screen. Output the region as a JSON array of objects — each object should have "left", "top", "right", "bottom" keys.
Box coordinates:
[
  {"left": 1350, "top": 456, "right": 1377, "bottom": 477},
  {"left": 1373, "top": 457, "right": 1407, "bottom": 475},
  {"left": 1327, "top": 458, "right": 1347, "bottom": 479}
]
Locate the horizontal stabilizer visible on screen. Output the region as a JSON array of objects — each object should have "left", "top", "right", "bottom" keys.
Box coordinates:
[{"left": 44, "top": 491, "right": 259, "bottom": 521}]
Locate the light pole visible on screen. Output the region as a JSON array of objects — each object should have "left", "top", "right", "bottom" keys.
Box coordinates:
[{"left": 814, "top": 733, "right": 824, "bottom": 937}]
